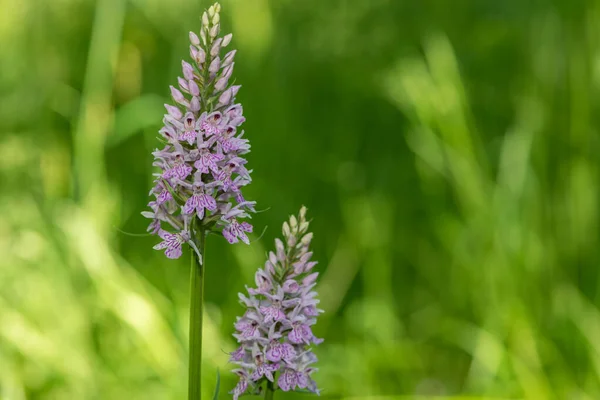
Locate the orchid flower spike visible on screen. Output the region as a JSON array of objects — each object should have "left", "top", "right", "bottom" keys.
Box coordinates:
[
  {"left": 230, "top": 207, "right": 324, "bottom": 398},
  {"left": 143, "top": 2, "right": 254, "bottom": 260}
]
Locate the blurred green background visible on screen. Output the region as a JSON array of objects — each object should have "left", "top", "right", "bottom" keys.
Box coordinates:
[{"left": 2, "top": 0, "right": 600, "bottom": 398}]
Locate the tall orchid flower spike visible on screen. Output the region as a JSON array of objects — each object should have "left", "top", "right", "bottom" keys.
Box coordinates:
[
  {"left": 230, "top": 207, "right": 324, "bottom": 399},
  {"left": 142, "top": 3, "right": 255, "bottom": 399},
  {"left": 143, "top": 2, "right": 255, "bottom": 261}
]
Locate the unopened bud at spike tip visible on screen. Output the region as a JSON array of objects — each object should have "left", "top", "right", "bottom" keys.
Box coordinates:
[
  {"left": 299, "top": 221, "right": 309, "bottom": 233},
  {"left": 283, "top": 222, "right": 290, "bottom": 237},
  {"left": 188, "top": 79, "right": 200, "bottom": 96},
  {"left": 196, "top": 48, "right": 206, "bottom": 64},
  {"left": 301, "top": 232, "right": 313, "bottom": 246},
  {"left": 190, "top": 96, "right": 200, "bottom": 112},
  {"left": 222, "top": 33, "right": 233, "bottom": 47},
  {"left": 190, "top": 45, "right": 199, "bottom": 61},
  {"left": 265, "top": 260, "right": 275, "bottom": 275},
  {"left": 182, "top": 61, "right": 194, "bottom": 80},
  {"left": 215, "top": 76, "right": 228, "bottom": 92},
  {"left": 218, "top": 88, "right": 232, "bottom": 106},
  {"left": 209, "top": 56, "right": 221, "bottom": 75},
  {"left": 210, "top": 23, "right": 220, "bottom": 38},
  {"left": 287, "top": 235, "right": 297, "bottom": 248},
  {"left": 303, "top": 272, "right": 319, "bottom": 286},
  {"left": 163, "top": 103, "right": 178, "bottom": 118},
  {"left": 290, "top": 215, "right": 298, "bottom": 230},
  {"left": 200, "top": 28, "right": 207, "bottom": 45},
  {"left": 212, "top": 12, "right": 220, "bottom": 25},
  {"left": 275, "top": 238, "right": 286, "bottom": 261},
  {"left": 230, "top": 85, "right": 241, "bottom": 97},
  {"left": 211, "top": 38, "right": 223, "bottom": 57},
  {"left": 202, "top": 12, "right": 209, "bottom": 27},
  {"left": 300, "top": 206, "right": 307, "bottom": 220},
  {"left": 170, "top": 86, "right": 185, "bottom": 103},
  {"left": 222, "top": 63, "right": 234, "bottom": 79},
  {"left": 165, "top": 104, "right": 182, "bottom": 119},
  {"left": 268, "top": 251, "right": 278, "bottom": 268},
  {"left": 223, "top": 50, "right": 237, "bottom": 67},
  {"left": 189, "top": 31, "right": 200, "bottom": 46},
  {"left": 177, "top": 77, "right": 188, "bottom": 91}
]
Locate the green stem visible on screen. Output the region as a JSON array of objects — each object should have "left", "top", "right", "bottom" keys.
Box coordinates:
[
  {"left": 264, "top": 380, "right": 275, "bottom": 400},
  {"left": 188, "top": 229, "right": 206, "bottom": 400}
]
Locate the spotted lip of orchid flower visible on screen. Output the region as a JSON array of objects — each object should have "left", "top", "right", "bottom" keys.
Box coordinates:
[
  {"left": 231, "top": 369, "right": 250, "bottom": 400},
  {"left": 194, "top": 148, "right": 223, "bottom": 174},
  {"left": 142, "top": 2, "right": 255, "bottom": 259},
  {"left": 265, "top": 340, "right": 296, "bottom": 363},
  {"left": 153, "top": 229, "right": 190, "bottom": 259},
  {"left": 183, "top": 184, "right": 217, "bottom": 219},
  {"left": 222, "top": 218, "right": 253, "bottom": 244},
  {"left": 230, "top": 208, "right": 323, "bottom": 397}
]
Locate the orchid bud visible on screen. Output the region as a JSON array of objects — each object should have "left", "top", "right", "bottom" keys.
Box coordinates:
[
  {"left": 209, "top": 23, "right": 219, "bottom": 39},
  {"left": 164, "top": 104, "right": 182, "bottom": 119},
  {"left": 222, "top": 63, "right": 234, "bottom": 79},
  {"left": 230, "top": 85, "right": 241, "bottom": 97},
  {"left": 283, "top": 222, "right": 290, "bottom": 237},
  {"left": 222, "top": 33, "right": 233, "bottom": 47},
  {"left": 196, "top": 47, "right": 206, "bottom": 64},
  {"left": 300, "top": 205, "right": 307, "bottom": 219},
  {"left": 182, "top": 61, "right": 194, "bottom": 80},
  {"left": 265, "top": 260, "right": 276, "bottom": 275},
  {"left": 190, "top": 96, "right": 200, "bottom": 112},
  {"left": 222, "top": 49, "right": 236, "bottom": 67},
  {"left": 214, "top": 76, "right": 228, "bottom": 92},
  {"left": 287, "top": 234, "right": 297, "bottom": 248},
  {"left": 209, "top": 56, "right": 221, "bottom": 75},
  {"left": 290, "top": 215, "right": 298, "bottom": 230},
  {"left": 188, "top": 79, "right": 200, "bottom": 96},
  {"left": 299, "top": 221, "right": 309, "bottom": 234},
  {"left": 189, "top": 31, "right": 200, "bottom": 46},
  {"left": 190, "top": 45, "right": 199, "bottom": 62},
  {"left": 303, "top": 272, "right": 319, "bottom": 286},
  {"left": 268, "top": 251, "right": 278, "bottom": 268},
  {"left": 275, "top": 238, "right": 286, "bottom": 261},
  {"left": 210, "top": 37, "right": 223, "bottom": 57},
  {"left": 177, "top": 77, "right": 189, "bottom": 92},
  {"left": 170, "top": 86, "right": 185, "bottom": 103},
  {"left": 200, "top": 27, "right": 207, "bottom": 45},
  {"left": 301, "top": 232, "right": 313, "bottom": 246},
  {"left": 218, "top": 88, "right": 233, "bottom": 106}
]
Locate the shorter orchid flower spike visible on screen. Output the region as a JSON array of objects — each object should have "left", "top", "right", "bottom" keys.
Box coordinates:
[{"left": 229, "top": 207, "right": 323, "bottom": 398}]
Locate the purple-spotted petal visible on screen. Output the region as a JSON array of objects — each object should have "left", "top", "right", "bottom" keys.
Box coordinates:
[{"left": 278, "top": 369, "right": 297, "bottom": 392}]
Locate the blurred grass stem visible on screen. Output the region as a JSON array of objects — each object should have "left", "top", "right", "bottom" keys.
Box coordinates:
[{"left": 188, "top": 228, "right": 206, "bottom": 400}]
